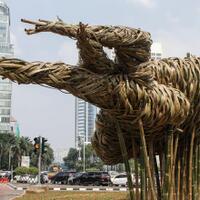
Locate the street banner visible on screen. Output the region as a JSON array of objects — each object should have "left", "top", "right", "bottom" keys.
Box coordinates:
[{"left": 21, "top": 156, "right": 30, "bottom": 168}]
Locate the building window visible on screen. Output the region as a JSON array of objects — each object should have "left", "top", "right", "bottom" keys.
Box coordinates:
[
  {"left": 0, "top": 84, "right": 12, "bottom": 91},
  {"left": 0, "top": 100, "right": 11, "bottom": 107},
  {"left": 0, "top": 108, "right": 10, "bottom": 115},
  {"left": 1, "top": 117, "right": 10, "bottom": 123},
  {"left": 156, "top": 53, "right": 161, "bottom": 57},
  {"left": 0, "top": 93, "right": 11, "bottom": 99}
]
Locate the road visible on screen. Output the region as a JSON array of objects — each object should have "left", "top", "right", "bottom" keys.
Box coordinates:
[{"left": 0, "top": 184, "right": 23, "bottom": 200}]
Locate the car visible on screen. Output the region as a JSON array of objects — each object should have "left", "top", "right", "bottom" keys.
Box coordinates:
[
  {"left": 49, "top": 171, "right": 76, "bottom": 184},
  {"left": 27, "top": 174, "right": 49, "bottom": 184},
  {"left": 111, "top": 173, "right": 128, "bottom": 186},
  {"left": 108, "top": 171, "right": 119, "bottom": 182},
  {"left": 68, "top": 172, "right": 83, "bottom": 185},
  {"left": 111, "top": 173, "right": 140, "bottom": 187},
  {"left": 68, "top": 171, "right": 111, "bottom": 186},
  {"left": 16, "top": 174, "right": 30, "bottom": 183}
]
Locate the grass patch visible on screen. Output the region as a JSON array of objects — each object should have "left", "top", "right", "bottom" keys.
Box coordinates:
[{"left": 15, "top": 191, "right": 128, "bottom": 200}]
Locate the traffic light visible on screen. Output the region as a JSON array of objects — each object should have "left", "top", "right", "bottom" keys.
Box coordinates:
[
  {"left": 42, "top": 137, "right": 48, "bottom": 154},
  {"left": 34, "top": 137, "right": 40, "bottom": 153}
]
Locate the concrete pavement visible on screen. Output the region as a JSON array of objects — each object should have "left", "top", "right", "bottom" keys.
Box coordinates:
[{"left": 0, "top": 184, "right": 24, "bottom": 200}]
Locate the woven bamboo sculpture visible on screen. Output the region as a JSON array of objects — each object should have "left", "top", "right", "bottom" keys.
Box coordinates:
[{"left": 0, "top": 19, "right": 200, "bottom": 199}]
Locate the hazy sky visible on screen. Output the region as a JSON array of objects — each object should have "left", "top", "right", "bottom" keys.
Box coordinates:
[{"left": 3, "top": 0, "right": 200, "bottom": 152}]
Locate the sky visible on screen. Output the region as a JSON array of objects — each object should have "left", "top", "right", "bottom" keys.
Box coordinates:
[{"left": 2, "top": 0, "right": 200, "bottom": 152}]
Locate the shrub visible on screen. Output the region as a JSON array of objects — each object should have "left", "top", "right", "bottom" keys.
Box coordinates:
[
  {"left": 28, "top": 167, "right": 38, "bottom": 175},
  {"left": 14, "top": 167, "right": 29, "bottom": 175},
  {"left": 14, "top": 166, "right": 39, "bottom": 175}
]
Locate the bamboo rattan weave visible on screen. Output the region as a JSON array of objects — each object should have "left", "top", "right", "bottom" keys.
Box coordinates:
[
  {"left": 0, "top": 19, "right": 196, "bottom": 163},
  {"left": 0, "top": 19, "right": 200, "bottom": 199}
]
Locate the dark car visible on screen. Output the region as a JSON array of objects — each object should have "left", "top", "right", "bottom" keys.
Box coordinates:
[
  {"left": 68, "top": 171, "right": 111, "bottom": 186},
  {"left": 50, "top": 171, "right": 76, "bottom": 184}
]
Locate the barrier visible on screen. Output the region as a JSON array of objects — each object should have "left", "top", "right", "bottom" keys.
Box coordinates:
[{"left": 0, "top": 177, "right": 9, "bottom": 183}]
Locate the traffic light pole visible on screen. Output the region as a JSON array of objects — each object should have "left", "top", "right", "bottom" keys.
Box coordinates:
[{"left": 38, "top": 136, "right": 41, "bottom": 185}]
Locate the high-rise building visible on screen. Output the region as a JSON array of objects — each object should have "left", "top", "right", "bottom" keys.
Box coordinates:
[
  {"left": 54, "top": 148, "right": 68, "bottom": 164},
  {"left": 75, "top": 98, "right": 98, "bottom": 148},
  {"left": 151, "top": 42, "right": 162, "bottom": 60},
  {"left": 0, "top": 1, "right": 13, "bottom": 134}
]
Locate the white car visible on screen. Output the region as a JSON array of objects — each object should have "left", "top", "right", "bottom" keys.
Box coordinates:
[
  {"left": 111, "top": 173, "right": 140, "bottom": 186},
  {"left": 111, "top": 173, "right": 128, "bottom": 186},
  {"left": 108, "top": 171, "right": 119, "bottom": 182}
]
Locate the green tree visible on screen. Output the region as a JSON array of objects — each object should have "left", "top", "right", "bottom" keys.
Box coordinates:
[
  {"left": 63, "top": 148, "right": 78, "bottom": 170},
  {"left": 63, "top": 145, "right": 104, "bottom": 171},
  {"left": 41, "top": 144, "right": 54, "bottom": 170},
  {"left": 0, "top": 133, "right": 16, "bottom": 169},
  {"left": 0, "top": 134, "right": 54, "bottom": 170},
  {"left": 84, "top": 144, "right": 104, "bottom": 171}
]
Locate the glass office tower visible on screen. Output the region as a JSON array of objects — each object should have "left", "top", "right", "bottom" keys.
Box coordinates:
[
  {"left": 75, "top": 98, "right": 98, "bottom": 148},
  {"left": 0, "top": 1, "right": 13, "bottom": 134}
]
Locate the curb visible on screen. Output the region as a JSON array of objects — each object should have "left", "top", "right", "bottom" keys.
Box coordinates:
[
  {"left": 48, "top": 187, "right": 127, "bottom": 192},
  {"left": 6, "top": 183, "right": 26, "bottom": 200},
  {"left": 7, "top": 183, "right": 27, "bottom": 191},
  {"left": 7, "top": 183, "right": 128, "bottom": 192}
]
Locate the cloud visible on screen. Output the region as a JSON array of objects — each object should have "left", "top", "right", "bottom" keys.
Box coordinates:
[{"left": 126, "top": 0, "right": 156, "bottom": 8}]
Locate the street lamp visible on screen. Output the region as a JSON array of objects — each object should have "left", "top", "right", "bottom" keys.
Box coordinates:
[
  {"left": 78, "top": 135, "right": 91, "bottom": 172},
  {"left": 0, "top": 143, "right": 2, "bottom": 169},
  {"left": 78, "top": 135, "right": 85, "bottom": 171},
  {"left": 8, "top": 145, "right": 15, "bottom": 182},
  {"left": 9, "top": 145, "right": 14, "bottom": 171},
  {"left": 83, "top": 141, "right": 92, "bottom": 171}
]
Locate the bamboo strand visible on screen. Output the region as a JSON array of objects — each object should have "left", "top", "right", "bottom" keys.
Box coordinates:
[
  {"left": 149, "top": 140, "right": 156, "bottom": 199},
  {"left": 193, "top": 139, "right": 198, "bottom": 200},
  {"left": 171, "top": 134, "right": 179, "bottom": 200},
  {"left": 115, "top": 121, "right": 135, "bottom": 200},
  {"left": 177, "top": 152, "right": 181, "bottom": 200},
  {"left": 189, "top": 128, "right": 195, "bottom": 200},
  {"left": 138, "top": 119, "right": 157, "bottom": 200},
  {"left": 182, "top": 140, "right": 188, "bottom": 200},
  {"left": 154, "top": 154, "right": 161, "bottom": 200},
  {"left": 197, "top": 141, "right": 200, "bottom": 199},
  {"left": 180, "top": 147, "right": 185, "bottom": 200},
  {"left": 162, "top": 126, "right": 173, "bottom": 200},
  {"left": 131, "top": 137, "right": 140, "bottom": 199},
  {"left": 140, "top": 148, "right": 146, "bottom": 200}
]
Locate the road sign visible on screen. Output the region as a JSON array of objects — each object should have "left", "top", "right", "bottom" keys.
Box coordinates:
[{"left": 21, "top": 156, "right": 30, "bottom": 168}]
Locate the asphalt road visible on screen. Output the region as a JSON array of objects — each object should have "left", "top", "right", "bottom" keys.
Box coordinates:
[{"left": 0, "top": 184, "right": 23, "bottom": 200}]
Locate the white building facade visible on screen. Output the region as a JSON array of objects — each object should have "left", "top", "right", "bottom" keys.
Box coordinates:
[
  {"left": 151, "top": 42, "right": 162, "bottom": 60},
  {"left": 54, "top": 148, "right": 68, "bottom": 164},
  {"left": 0, "top": 1, "right": 13, "bottom": 134}
]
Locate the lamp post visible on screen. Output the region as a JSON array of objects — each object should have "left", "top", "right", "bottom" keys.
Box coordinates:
[
  {"left": 9, "top": 145, "right": 14, "bottom": 171},
  {"left": 79, "top": 135, "right": 85, "bottom": 172},
  {"left": 78, "top": 135, "right": 91, "bottom": 172},
  {"left": 83, "top": 140, "right": 85, "bottom": 172},
  {"left": 8, "top": 145, "right": 15, "bottom": 182},
  {"left": 0, "top": 143, "right": 2, "bottom": 169}
]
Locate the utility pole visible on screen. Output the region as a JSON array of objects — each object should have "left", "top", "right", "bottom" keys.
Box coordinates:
[
  {"left": 34, "top": 136, "right": 47, "bottom": 184},
  {"left": 38, "top": 136, "right": 41, "bottom": 185},
  {"left": 83, "top": 140, "right": 85, "bottom": 172},
  {"left": 34, "top": 136, "right": 41, "bottom": 185},
  {"left": 8, "top": 145, "right": 14, "bottom": 171}
]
